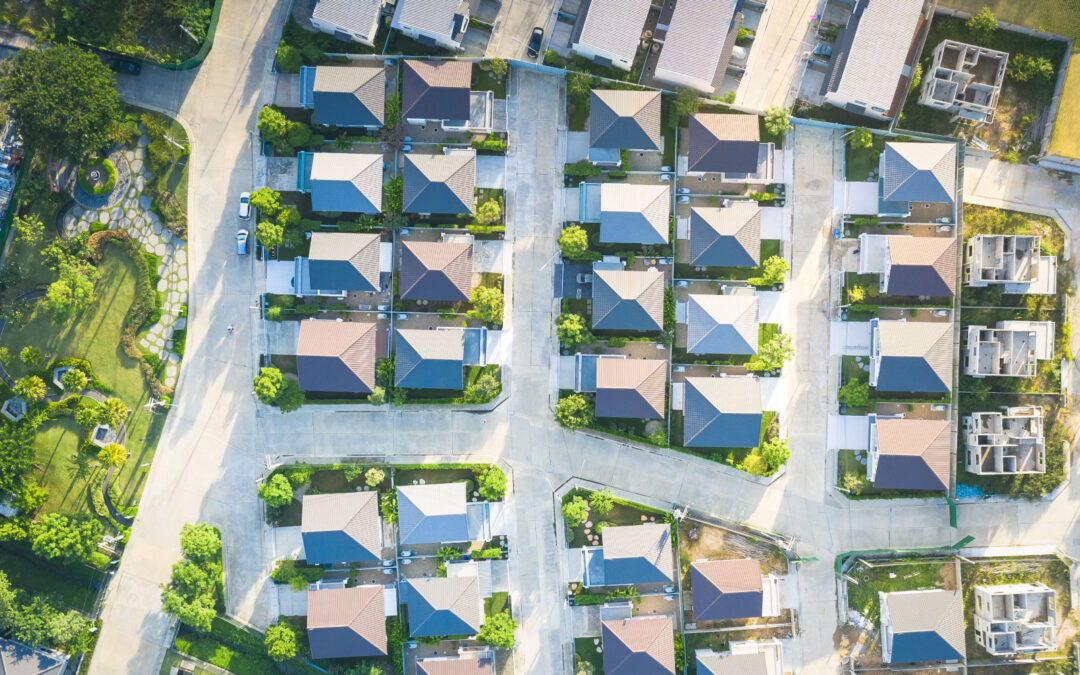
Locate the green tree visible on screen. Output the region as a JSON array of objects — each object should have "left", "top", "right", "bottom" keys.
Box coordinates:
[
  {"left": 364, "top": 467, "right": 385, "bottom": 487},
  {"left": 383, "top": 175, "right": 404, "bottom": 214},
  {"left": 468, "top": 286, "right": 504, "bottom": 325},
  {"left": 45, "top": 262, "right": 99, "bottom": 317},
  {"left": 760, "top": 437, "right": 790, "bottom": 471},
  {"left": 908, "top": 62, "right": 923, "bottom": 94},
  {"left": 254, "top": 367, "right": 285, "bottom": 404},
  {"left": 838, "top": 379, "right": 870, "bottom": 408},
  {"left": 61, "top": 368, "right": 88, "bottom": 392},
  {"left": 276, "top": 45, "right": 303, "bottom": 73},
  {"left": 97, "top": 443, "right": 128, "bottom": 468},
  {"left": 161, "top": 557, "right": 218, "bottom": 632},
  {"left": 737, "top": 450, "right": 768, "bottom": 476},
  {"left": 849, "top": 127, "right": 873, "bottom": 150},
  {"left": 256, "top": 221, "right": 284, "bottom": 250},
  {"left": 967, "top": 6, "right": 998, "bottom": 38},
  {"left": 275, "top": 380, "right": 306, "bottom": 413},
  {"left": 747, "top": 333, "right": 794, "bottom": 372},
  {"left": 30, "top": 513, "right": 103, "bottom": 562},
  {"left": 589, "top": 488, "right": 614, "bottom": 516},
  {"left": 841, "top": 472, "right": 868, "bottom": 495},
  {"left": 265, "top": 621, "right": 299, "bottom": 661},
  {"left": 478, "top": 465, "right": 507, "bottom": 501},
  {"left": 98, "top": 397, "right": 130, "bottom": 428},
  {"left": 566, "top": 72, "right": 591, "bottom": 101},
  {"left": 18, "top": 346, "right": 40, "bottom": 367},
  {"left": 671, "top": 88, "right": 701, "bottom": 127},
  {"left": 763, "top": 107, "right": 793, "bottom": 139},
  {"left": 257, "top": 106, "right": 290, "bottom": 146},
  {"left": 385, "top": 93, "right": 401, "bottom": 128},
  {"left": 380, "top": 491, "right": 398, "bottom": 523},
  {"left": 561, "top": 495, "right": 589, "bottom": 526},
  {"left": 555, "top": 394, "right": 594, "bottom": 430},
  {"left": 13, "top": 376, "right": 45, "bottom": 402},
  {"left": 748, "top": 255, "right": 790, "bottom": 287},
  {"left": 464, "top": 372, "right": 501, "bottom": 404},
  {"left": 0, "top": 45, "right": 120, "bottom": 160},
  {"left": 258, "top": 474, "right": 294, "bottom": 508},
  {"left": 558, "top": 225, "right": 589, "bottom": 258},
  {"left": 248, "top": 187, "right": 283, "bottom": 219},
  {"left": 488, "top": 58, "right": 509, "bottom": 77},
  {"left": 368, "top": 386, "right": 387, "bottom": 405},
  {"left": 477, "top": 610, "right": 518, "bottom": 649},
  {"left": 475, "top": 198, "right": 503, "bottom": 227},
  {"left": 179, "top": 523, "right": 222, "bottom": 563},
  {"left": 0, "top": 347, "right": 9, "bottom": 366},
  {"left": 555, "top": 313, "right": 595, "bottom": 348},
  {"left": 12, "top": 214, "right": 44, "bottom": 245}
]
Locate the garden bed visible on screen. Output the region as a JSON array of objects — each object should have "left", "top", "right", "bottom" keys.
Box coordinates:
[{"left": 561, "top": 488, "right": 669, "bottom": 549}]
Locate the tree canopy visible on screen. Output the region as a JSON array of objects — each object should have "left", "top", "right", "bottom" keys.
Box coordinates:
[
  {"left": 97, "top": 443, "right": 129, "bottom": 468},
  {"left": 258, "top": 474, "right": 294, "bottom": 508},
  {"left": 30, "top": 513, "right": 103, "bottom": 563},
  {"left": 555, "top": 394, "right": 594, "bottom": 430},
  {"left": 0, "top": 45, "right": 121, "bottom": 160},
  {"left": 179, "top": 523, "right": 222, "bottom": 563},
  {"left": 265, "top": 621, "right": 299, "bottom": 661},
  {"left": 477, "top": 610, "right": 518, "bottom": 649},
  {"left": 558, "top": 225, "right": 589, "bottom": 258}
]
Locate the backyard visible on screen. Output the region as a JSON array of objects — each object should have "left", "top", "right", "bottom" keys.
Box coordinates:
[
  {"left": 844, "top": 557, "right": 955, "bottom": 622},
  {"left": 561, "top": 488, "right": 669, "bottom": 549}
]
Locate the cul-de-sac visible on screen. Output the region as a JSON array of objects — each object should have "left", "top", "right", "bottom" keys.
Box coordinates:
[{"left": 0, "top": 0, "right": 1079, "bottom": 674}]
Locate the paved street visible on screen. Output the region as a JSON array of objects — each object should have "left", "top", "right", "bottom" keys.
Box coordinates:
[{"left": 486, "top": 0, "right": 558, "bottom": 60}]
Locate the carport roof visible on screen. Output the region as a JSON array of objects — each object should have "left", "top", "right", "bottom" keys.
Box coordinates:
[
  {"left": 402, "top": 59, "right": 471, "bottom": 122},
  {"left": 403, "top": 151, "right": 476, "bottom": 215},
  {"left": 697, "top": 651, "right": 770, "bottom": 675},
  {"left": 592, "top": 268, "right": 664, "bottom": 331},
  {"left": 881, "top": 142, "right": 956, "bottom": 204},
  {"left": 688, "top": 204, "right": 761, "bottom": 267},
  {"left": 305, "top": 232, "right": 381, "bottom": 293},
  {"left": 405, "top": 574, "right": 482, "bottom": 637},
  {"left": 599, "top": 183, "right": 670, "bottom": 244},
  {"left": 397, "top": 482, "right": 469, "bottom": 544},
  {"left": 688, "top": 114, "right": 760, "bottom": 174},
  {"left": 307, "top": 585, "right": 388, "bottom": 659},
  {"left": 601, "top": 615, "right": 676, "bottom": 675},
  {"left": 595, "top": 358, "right": 667, "bottom": 419},
  {"left": 394, "top": 329, "right": 465, "bottom": 390},
  {"left": 873, "top": 320, "right": 952, "bottom": 393},
  {"left": 885, "top": 236, "right": 957, "bottom": 296},
  {"left": 882, "top": 589, "right": 965, "bottom": 663},
  {"left": 296, "top": 320, "right": 378, "bottom": 394},
  {"left": 301, "top": 491, "right": 381, "bottom": 564},
  {"left": 311, "top": 65, "right": 385, "bottom": 127},
  {"left": 690, "top": 558, "right": 764, "bottom": 621},
  {"left": 589, "top": 89, "right": 662, "bottom": 151},
  {"left": 399, "top": 240, "right": 473, "bottom": 301},
  {"left": 873, "top": 417, "right": 951, "bottom": 491},
  {"left": 686, "top": 293, "right": 758, "bottom": 355},
  {"left": 683, "top": 377, "right": 762, "bottom": 448},
  {"left": 308, "top": 152, "right": 383, "bottom": 214}
]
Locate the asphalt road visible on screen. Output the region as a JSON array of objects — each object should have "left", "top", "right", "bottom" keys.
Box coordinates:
[{"left": 486, "top": 0, "right": 559, "bottom": 60}]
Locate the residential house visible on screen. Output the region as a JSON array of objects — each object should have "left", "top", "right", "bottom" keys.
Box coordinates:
[
  {"left": 309, "top": 0, "right": 383, "bottom": 46},
  {"left": 686, "top": 204, "right": 761, "bottom": 268},
  {"left": 571, "top": 0, "right": 652, "bottom": 71},
  {"left": 878, "top": 142, "right": 956, "bottom": 218},
  {"left": 403, "top": 151, "right": 477, "bottom": 215},
  {"left": 307, "top": 585, "right": 390, "bottom": 659},
  {"left": 595, "top": 358, "right": 667, "bottom": 420},
  {"left": 685, "top": 114, "right": 773, "bottom": 181},
  {"left": 391, "top": 0, "right": 475, "bottom": 52},
  {"left": 599, "top": 183, "right": 670, "bottom": 245},
  {"left": 402, "top": 60, "right": 491, "bottom": 131},
  {"left": 398, "top": 237, "right": 474, "bottom": 301},
  {"left": 300, "top": 64, "right": 385, "bottom": 128},
  {"left": 296, "top": 320, "right": 381, "bottom": 394},
  {"left": 867, "top": 416, "right": 951, "bottom": 491},
  {"left": 868, "top": 319, "right": 952, "bottom": 393},
  {"left": 689, "top": 558, "right": 781, "bottom": 621},
  {"left": 974, "top": 583, "right": 1056, "bottom": 655},
  {"left": 919, "top": 40, "right": 1008, "bottom": 123},
  {"left": 682, "top": 291, "right": 759, "bottom": 356},
  {"left": 0, "top": 638, "right": 67, "bottom": 675},
  {"left": 302, "top": 491, "right": 383, "bottom": 564},
  {"left": 696, "top": 639, "right": 784, "bottom": 675},
  {"left": 301, "top": 152, "right": 383, "bottom": 214},
  {"left": 966, "top": 234, "right": 1057, "bottom": 295},
  {"left": 397, "top": 482, "right": 473, "bottom": 545},
  {"left": 964, "top": 320, "right": 1055, "bottom": 378},
  {"left": 583, "top": 523, "right": 674, "bottom": 587},
  {"left": 294, "top": 231, "right": 384, "bottom": 297},
  {"left": 416, "top": 652, "right": 496, "bottom": 675},
  {"left": 821, "top": 0, "right": 929, "bottom": 121},
  {"left": 591, "top": 267, "right": 665, "bottom": 332},
  {"left": 680, "top": 376, "right": 762, "bottom": 448},
  {"left": 589, "top": 89, "right": 662, "bottom": 165},
  {"left": 394, "top": 328, "right": 465, "bottom": 390},
  {"left": 405, "top": 563, "right": 484, "bottom": 637},
  {"left": 652, "top": 0, "right": 739, "bottom": 94},
  {"left": 601, "top": 615, "right": 676, "bottom": 674},
  {"left": 964, "top": 406, "right": 1045, "bottom": 475},
  {"left": 880, "top": 589, "right": 966, "bottom": 664},
  {"left": 856, "top": 234, "right": 957, "bottom": 296}
]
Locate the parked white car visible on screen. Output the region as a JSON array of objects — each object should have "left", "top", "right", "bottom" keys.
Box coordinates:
[
  {"left": 236, "top": 229, "right": 249, "bottom": 255},
  {"left": 238, "top": 192, "right": 251, "bottom": 219}
]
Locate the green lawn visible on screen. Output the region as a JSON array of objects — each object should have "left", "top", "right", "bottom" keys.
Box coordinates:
[
  {"left": 1049, "top": 52, "right": 1080, "bottom": 158},
  {"left": 845, "top": 136, "right": 884, "bottom": 181},
  {"left": 562, "top": 488, "right": 669, "bottom": 548},
  {"left": 845, "top": 558, "right": 948, "bottom": 622},
  {"left": 484, "top": 591, "right": 509, "bottom": 618},
  {"left": 574, "top": 637, "right": 604, "bottom": 674},
  {"left": 0, "top": 543, "right": 103, "bottom": 613},
  {"left": 471, "top": 63, "right": 507, "bottom": 99},
  {"left": 32, "top": 416, "right": 105, "bottom": 518}
]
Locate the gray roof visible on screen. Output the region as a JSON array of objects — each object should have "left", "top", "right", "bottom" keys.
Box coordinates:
[
  {"left": 697, "top": 651, "right": 770, "bottom": 675},
  {"left": 873, "top": 320, "right": 952, "bottom": 393},
  {"left": 690, "top": 559, "right": 764, "bottom": 621},
  {"left": 301, "top": 491, "right": 382, "bottom": 564},
  {"left": 592, "top": 268, "right": 664, "bottom": 331},
  {"left": 601, "top": 616, "right": 676, "bottom": 675},
  {"left": 688, "top": 114, "right": 760, "bottom": 174},
  {"left": 395, "top": 329, "right": 465, "bottom": 390},
  {"left": 873, "top": 418, "right": 951, "bottom": 491},
  {"left": 602, "top": 523, "right": 674, "bottom": 585},
  {"left": 397, "top": 482, "right": 469, "bottom": 544},
  {"left": 402, "top": 59, "right": 472, "bottom": 121},
  {"left": 886, "top": 236, "right": 957, "bottom": 296},
  {"left": 403, "top": 151, "right": 476, "bottom": 214},
  {"left": 311, "top": 65, "right": 385, "bottom": 127},
  {"left": 595, "top": 358, "right": 667, "bottom": 419},
  {"left": 655, "top": 0, "right": 738, "bottom": 89},
  {"left": 575, "top": 0, "right": 653, "bottom": 67},
  {"left": 882, "top": 589, "right": 965, "bottom": 663},
  {"left": 406, "top": 574, "right": 483, "bottom": 637},
  {"left": 683, "top": 377, "right": 762, "bottom": 448},
  {"left": 599, "top": 183, "right": 670, "bottom": 245},
  {"left": 297, "top": 320, "right": 378, "bottom": 394},
  {"left": 686, "top": 293, "right": 758, "bottom": 355},
  {"left": 309, "top": 152, "right": 383, "bottom": 213},
  {"left": 589, "top": 89, "right": 662, "bottom": 151},
  {"left": 311, "top": 0, "right": 382, "bottom": 41},
  {"left": 399, "top": 240, "right": 473, "bottom": 301},
  {"left": 881, "top": 142, "right": 956, "bottom": 204},
  {"left": 689, "top": 204, "right": 761, "bottom": 267},
  {"left": 0, "top": 639, "right": 66, "bottom": 675},
  {"left": 307, "top": 585, "right": 387, "bottom": 659},
  {"left": 416, "top": 654, "right": 496, "bottom": 675},
  {"left": 306, "top": 232, "right": 381, "bottom": 293}
]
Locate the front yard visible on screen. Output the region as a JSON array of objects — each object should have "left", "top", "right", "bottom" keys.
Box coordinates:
[
  {"left": 845, "top": 557, "right": 955, "bottom": 623},
  {"left": 561, "top": 488, "right": 670, "bottom": 549}
]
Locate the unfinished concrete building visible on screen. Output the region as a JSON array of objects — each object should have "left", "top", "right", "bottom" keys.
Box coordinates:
[
  {"left": 919, "top": 40, "right": 1008, "bottom": 123},
  {"left": 964, "top": 321, "right": 1055, "bottom": 378},
  {"left": 963, "top": 406, "right": 1045, "bottom": 475},
  {"left": 966, "top": 234, "right": 1057, "bottom": 295},
  {"left": 974, "top": 583, "right": 1057, "bottom": 655}
]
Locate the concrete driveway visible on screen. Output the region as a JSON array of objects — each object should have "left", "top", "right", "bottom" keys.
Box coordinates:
[
  {"left": 476, "top": 154, "right": 507, "bottom": 189},
  {"left": 829, "top": 321, "right": 871, "bottom": 356},
  {"left": 735, "top": 0, "right": 822, "bottom": 111},
  {"left": 828, "top": 414, "right": 870, "bottom": 451}
]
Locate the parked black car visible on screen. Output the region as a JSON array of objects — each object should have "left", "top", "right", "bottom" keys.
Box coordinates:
[{"left": 527, "top": 27, "right": 544, "bottom": 58}]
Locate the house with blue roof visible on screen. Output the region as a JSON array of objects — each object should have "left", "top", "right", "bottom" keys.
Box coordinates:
[
  {"left": 686, "top": 204, "right": 761, "bottom": 268},
  {"left": 591, "top": 267, "right": 664, "bottom": 332},
  {"left": 878, "top": 142, "right": 956, "bottom": 218},
  {"left": 404, "top": 563, "right": 484, "bottom": 638},
  {"left": 397, "top": 482, "right": 471, "bottom": 545},
  {"left": 299, "top": 152, "right": 383, "bottom": 214},
  {"left": 681, "top": 377, "right": 762, "bottom": 449},
  {"left": 301, "top": 491, "right": 383, "bottom": 565},
  {"left": 881, "top": 589, "right": 965, "bottom": 664},
  {"left": 869, "top": 319, "right": 952, "bottom": 394},
  {"left": 403, "top": 151, "right": 476, "bottom": 215},
  {"left": 299, "top": 64, "right": 385, "bottom": 128},
  {"left": 682, "top": 292, "right": 759, "bottom": 356},
  {"left": 294, "top": 232, "right": 384, "bottom": 297},
  {"left": 582, "top": 523, "right": 674, "bottom": 587},
  {"left": 394, "top": 328, "right": 465, "bottom": 390}
]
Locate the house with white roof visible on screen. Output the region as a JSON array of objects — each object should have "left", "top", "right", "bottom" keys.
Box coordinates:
[{"left": 570, "top": 0, "right": 651, "bottom": 71}]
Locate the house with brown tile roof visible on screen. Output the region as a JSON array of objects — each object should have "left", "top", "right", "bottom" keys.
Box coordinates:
[
  {"left": 297, "top": 320, "right": 379, "bottom": 394},
  {"left": 867, "top": 416, "right": 951, "bottom": 491},
  {"left": 595, "top": 358, "right": 667, "bottom": 419},
  {"left": 399, "top": 239, "right": 473, "bottom": 302},
  {"left": 601, "top": 615, "right": 676, "bottom": 674},
  {"left": 857, "top": 234, "right": 957, "bottom": 296},
  {"left": 687, "top": 204, "right": 761, "bottom": 268},
  {"left": 589, "top": 90, "right": 662, "bottom": 152},
  {"left": 690, "top": 558, "right": 781, "bottom": 621},
  {"left": 416, "top": 652, "right": 496, "bottom": 675},
  {"left": 403, "top": 151, "right": 476, "bottom": 215},
  {"left": 402, "top": 59, "right": 472, "bottom": 122},
  {"left": 301, "top": 491, "right": 383, "bottom": 564},
  {"left": 307, "top": 585, "right": 389, "bottom": 659},
  {"left": 296, "top": 232, "right": 383, "bottom": 296},
  {"left": 687, "top": 114, "right": 764, "bottom": 176}
]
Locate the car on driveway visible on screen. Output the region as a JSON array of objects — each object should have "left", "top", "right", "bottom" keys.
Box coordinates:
[
  {"left": 238, "top": 192, "right": 251, "bottom": 219},
  {"left": 236, "top": 230, "right": 249, "bottom": 255},
  {"left": 527, "top": 27, "right": 544, "bottom": 58},
  {"left": 104, "top": 57, "right": 141, "bottom": 75}
]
